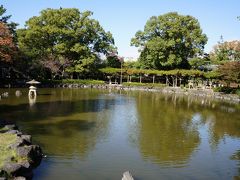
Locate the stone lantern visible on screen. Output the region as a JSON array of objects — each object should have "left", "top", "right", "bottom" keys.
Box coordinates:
[{"left": 26, "top": 79, "right": 40, "bottom": 97}]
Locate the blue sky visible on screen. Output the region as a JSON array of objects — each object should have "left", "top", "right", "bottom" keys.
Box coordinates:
[{"left": 2, "top": 0, "right": 240, "bottom": 59}]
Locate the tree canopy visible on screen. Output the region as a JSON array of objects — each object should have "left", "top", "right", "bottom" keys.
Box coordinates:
[
  {"left": 210, "top": 38, "right": 240, "bottom": 63},
  {"left": 0, "top": 5, "right": 17, "bottom": 63},
  {"left": 217, "top": 61, "right": 240, "bottom": 84},
  {"left": 131, "top": 12, "right": 208, "bottom": 70},
  {"left": 17, "top": 8, "right": 116, "bottom": 79}
]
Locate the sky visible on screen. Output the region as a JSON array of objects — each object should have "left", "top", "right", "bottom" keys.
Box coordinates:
[{"left": 2, "top": 0, "right": 240, "bottom": 59}]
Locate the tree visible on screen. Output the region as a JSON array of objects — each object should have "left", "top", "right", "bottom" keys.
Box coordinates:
[
  {"left": 105, "top": 53, "right": 122, "bottom": 68},
  {"left": 217, "top": 61, "right": 240, "bottom": 84},
  {"left": 131, "top": 12, "right": 208, "bottom": 70},
  {"left": 0, "top": 5, "right": 17, "bottom": 63},
  {"left": 0, "top": 22, "right": 15, "bottom": 62},
  {"left": 17, "top": 8, "right": 115, "bottom": 79},
  {"left": 0, "top": 5, "right": 18, "bottom": 42},
  {"left": 210, "top": 37, "right": 240, "bottom": 63},
  {"left": 189, "top": 53, "right": 211, "bottom": 70}
]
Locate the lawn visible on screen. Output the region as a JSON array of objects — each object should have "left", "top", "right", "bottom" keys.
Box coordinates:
[{"left": 0, "top": 133, "right": 17, "bottom": 168}]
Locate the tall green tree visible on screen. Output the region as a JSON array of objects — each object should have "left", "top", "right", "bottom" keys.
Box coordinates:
[
  {"left": 17, "top": 8, "right": 115, "bottom": 79},
  {"left": 131, "top": 12, "right": 208, "bottom": 70},
  {"left": 105, "top": 53, "right": 122, "bottom": 68}
]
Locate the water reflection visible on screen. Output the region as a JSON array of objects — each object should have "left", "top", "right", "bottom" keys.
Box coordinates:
[
  {"left": 230, "top": 150, "right": 240, "bottom": 179},
  {"left": 0, "top": 89, "right": 240, "bottom": 179},
  {"left": 134, "top": 92, "right": 200, "bottom": 167},
  {"left": 0, "top": 89, "right": 124, "bottom": 157},
  {"left": 129, "top": 92, "right": 240, "bottom": 169}
]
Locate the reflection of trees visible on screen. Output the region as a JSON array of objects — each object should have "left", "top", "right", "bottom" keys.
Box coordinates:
[
  {"left": 230, "top": 149, "right": 240, "bottom": 179},
  {"left": 131, "top": 91, "right": 240, "bottom": 167},
  {"left": 135, "top": 92, "right": 200, "bottom": 166},
  {"left": 200, "top": 109, "right": 240, "bottom": 149},
  {"left": 0, "top": 89, "right": 119, "bottom": 158}
]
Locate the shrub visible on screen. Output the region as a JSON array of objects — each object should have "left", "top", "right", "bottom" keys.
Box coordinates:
[{"left": 213, "top": 86, "right": 240, "bottom": 94}]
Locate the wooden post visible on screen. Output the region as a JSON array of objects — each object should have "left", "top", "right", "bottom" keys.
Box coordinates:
[{"left": 153, "top": 75, "right": 155, "bottom": 84}]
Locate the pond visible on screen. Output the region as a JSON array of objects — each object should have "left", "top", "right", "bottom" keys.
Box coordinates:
[{"left": 0, "top": 88, "right": 240, "bottom": 179}]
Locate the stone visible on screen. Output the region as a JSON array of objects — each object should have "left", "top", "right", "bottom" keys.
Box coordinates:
[
  {"left": 20, "top": 135, "right": 32, "bottom": 145},
  {"left": 5, "top": 130, "right": 22, "bottom": 136},
  {"left": 16, "top": 145, "right": 42, "bottom": 166},
  {"left": 8, "top": 138, "right": 25, "bottom": 150},
  {"left": 122, "top": 171, "right": 134, "bottom": 180},
  {"left": 15, "top": 90, "right": 22, "bottom": 97},
  {"left": 0, "top": 170, "right": 8, "bottom": 179},
  {"left": 4, "top": 124, "right": 17, "bottom": 131},
  {"left": 14, "top": 177, "right": 26, "bottom": 180},
  {"left": 2, "top": 163, "right": 24, "bottom": 176}
]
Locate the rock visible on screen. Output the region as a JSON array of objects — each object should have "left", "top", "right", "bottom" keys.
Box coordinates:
[
  {"left": 15, "top": 90, "right": 22, "bottom": 97},
  {"left": 1, "top": 92, "right": 8, "bottom": 98},
  {"left": 122, "top": 171, "right": 134, "bottom": 180},
  {"left": 16, "top": 145, "right": 42, "bottom": 166},
  {"left": 0, "top": 170, "right": 8, "bottom": 179},
  {"left": 19, "top": 161, "right": 31, "bottom": 169},
  {"left": 2, "top": 163, "right": 26, "bottom": 177},
  {"left": 0, "top": 123, "right": 43, "bottom": 179},
  {"left": 8, "top": 138, "right": 25, "bottom": 150},
  {"left": 4, "top": 124, "right": 17, "bottom": 131},
  {"left": 14, "top": 177, "right": 26, "bottom": 180},
  {"left": 2, "top": 163, "right": 33, "bottom": 179},
  {"left": 20, "top": 135, "right": 32, "bottom": 145},
  {"left": 5, "top": 130, "right": 22, "bottom": 136}
]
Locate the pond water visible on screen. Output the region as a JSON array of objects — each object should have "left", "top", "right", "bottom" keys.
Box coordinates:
[{"left": 0, "top": 88, "right": 240, "bottom": 179}]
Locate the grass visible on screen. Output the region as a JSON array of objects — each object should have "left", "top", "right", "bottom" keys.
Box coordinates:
[{"left": 0, "top": 133, "right": 18, "bottom": 168}]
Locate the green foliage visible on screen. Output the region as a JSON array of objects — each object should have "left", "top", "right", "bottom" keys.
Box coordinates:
[
  {"left": 189, "top": 54, "right": 211, "bottom": 70},
  {"left": 203, "top": 71, "right": 220, "bottom": 79},
  {"left": 123, "top": 82, "right": 166, "bottom": 87},
  {"left": 123, "top": 61, "right": 138, "bottom": 69},
  {"left": 131, "top": 12, "right": 208, "bottom": 70},
  {"left": 61, "top": 79, "right": 104, "bottom": 84},
  {"left": 17, "top": 8, "right": 115, "bottom": 79},
  {"left": 105, "top": 54, "right": 122, "bottom": 68},
  {"left": 99, "top": 67, "right": 122, "bottom": 75},
  {"left": 43, "top": 79, "right": 105, "bottom": 85},
  {"left": 213, "top": 86, "right": 240, "bottom": 95},
  {"left": 100, "top": 67, "right": 207, "bottom": 78}
]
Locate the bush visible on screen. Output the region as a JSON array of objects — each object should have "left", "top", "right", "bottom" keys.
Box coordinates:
[
  {"left": 122, "top": 82, "right": 166, "bottom": 88},
  {"left": 42, "top": 79, "right": 105, "bottom": 85},
  {"left": 213, "top": 86, "right": 240, "bottom": 95}
]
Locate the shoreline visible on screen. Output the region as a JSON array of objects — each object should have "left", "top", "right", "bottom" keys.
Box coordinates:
[
  {"left": 0, "top": 120, "right": 43, "bottom": 180},
  {"left": 54, "top": 83, "right": 240, "bottom": 104},
  {"left": 0, "top": 83, "right": 239, "bottom": 104}
]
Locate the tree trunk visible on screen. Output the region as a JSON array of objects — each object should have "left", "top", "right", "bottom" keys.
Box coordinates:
[{"left": 175, "top": 76, "right": 178, "bottom": 87}]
